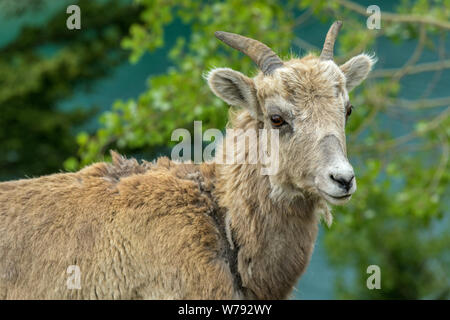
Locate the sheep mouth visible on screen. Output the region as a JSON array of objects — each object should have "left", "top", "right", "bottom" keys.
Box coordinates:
[
  {"left": 318, "top": 189, "right": 352, "bottom": 204},
  {"left": 326, "top": 193, "right": 351, "bottom": 200}
]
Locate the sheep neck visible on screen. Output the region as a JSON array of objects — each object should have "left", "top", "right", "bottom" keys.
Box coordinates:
[{"left": 214, "top": 112, "right": 324, "bottom": 299}]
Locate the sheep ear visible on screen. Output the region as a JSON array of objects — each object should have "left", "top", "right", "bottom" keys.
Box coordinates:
[
  {"left": 207, "top": 68, "right": 262, "bottom": 120},
  {"left": 340, "top": 54, "right": 376, "bottom": 91}
]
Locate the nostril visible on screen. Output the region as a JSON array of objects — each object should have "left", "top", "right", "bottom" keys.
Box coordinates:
[
  {"left": 330, "top": 174, "right": 345, "bottom": 185},
  {"left": 348, "top": 175, "right": 355, "bottom": 184},
  {"left": 330, "top": 174, "right": 354, "bottom": 191}
]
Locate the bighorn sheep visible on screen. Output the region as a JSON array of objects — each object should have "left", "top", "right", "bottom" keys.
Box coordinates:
[{"left": 0, "top": 21, "right": 375, "bottom": 299}]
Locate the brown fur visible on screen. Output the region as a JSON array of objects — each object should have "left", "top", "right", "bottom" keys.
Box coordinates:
[
  {"left": 0, "top": 48, "right": 374, "bottom": 299},
  {"left": 0, "top": 154, "right": 237, "bottom": 299}
]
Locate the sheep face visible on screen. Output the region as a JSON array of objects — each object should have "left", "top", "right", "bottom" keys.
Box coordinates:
[{"left": 208, "top": 22, "right": 375, "bottom": 204}]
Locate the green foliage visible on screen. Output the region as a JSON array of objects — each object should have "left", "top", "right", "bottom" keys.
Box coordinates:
[
  {"left": 326, "top": 155, "right": 449, "bottom": 299},
  {"left": 72, "top": 0, "right": 298, "bottom": 167},
  {"left": 319, "top": 0, "right": 450, "bottom": 299},
  {"left": 0, "top": 0, "right": 141, "bottom": 179}
]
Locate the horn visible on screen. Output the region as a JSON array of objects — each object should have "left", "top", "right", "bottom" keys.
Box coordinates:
[
  {"left": 214, "top": 31, "right": 283, "bottom": 75},
  {"left": 320, "top": 21, "right": 343, "bottom": 60}
]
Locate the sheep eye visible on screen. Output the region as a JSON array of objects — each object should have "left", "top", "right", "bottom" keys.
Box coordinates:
[
  {"left": 346, "top": 104, "right": 353, "bottom": 119},
  {"left": 270, "top": 115, "right": 286, "bottom": 127}
]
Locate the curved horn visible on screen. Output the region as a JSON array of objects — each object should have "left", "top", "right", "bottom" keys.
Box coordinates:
[
  {"left": 320, "top": 21, "right": 343, "bottom": 60},
  {"left": 215, "top": 31, "right": 283, "bottom": 75}
]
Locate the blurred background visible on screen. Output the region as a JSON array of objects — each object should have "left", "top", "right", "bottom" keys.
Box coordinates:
[{"left": 0, "top": 0, "right": 449, "bottom": 299}]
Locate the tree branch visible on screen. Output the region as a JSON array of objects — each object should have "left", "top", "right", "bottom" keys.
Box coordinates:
[
  {"left": 353, "top": 107, "right": 450, "bottom": 152},
  {"left": 292, "top": 37, "right": 319, "bottom": 52},
  {"left": 293, "top": 8, "right": 313, "bottom": 27},
  {"left": 389, "top": 97, "right": 450, "bottom": 110},
  {"left": 419, "top": 32, "right": 446, "bottom": 99},
  {"left": 335, "top": 0, "right": 450, "bottom": 30},
  {"left": 429, "top": 131, "right": 449, "bottom": 191},
  {"left": 391, "top": 24, "right": 426, "bottom": 81},
  {"left": 370, "top": 59, "right": 450, "bottom": 79}
]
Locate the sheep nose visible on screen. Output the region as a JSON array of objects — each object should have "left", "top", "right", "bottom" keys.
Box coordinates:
[{"left": 329, "top": 173, "right": 354, "bottom": 192}]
